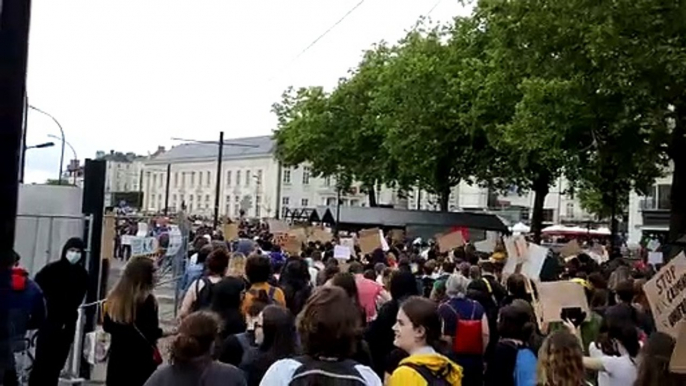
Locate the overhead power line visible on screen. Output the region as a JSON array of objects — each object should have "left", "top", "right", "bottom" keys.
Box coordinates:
[{"left": 268, "top": 0, "right": 367, "bottom": 81}]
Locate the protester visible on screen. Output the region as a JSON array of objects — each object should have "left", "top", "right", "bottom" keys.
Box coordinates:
[
  {"left": 209, "top": 273, "right": 247, "bottom": 339},
  {"left": 437, "top": 274, "right": 488, "bottom": 386},
  {"left": 29, "top": 237, "right": 89, "bottom": 386},
  {"left": 388, "top": 296, "right": 462, "bottom": 385},
  {"left": 4, "top": 251, "right": 45, "bottom": 386},
  {"left": 240, "top": 305, "right": 299, "bottom": 386},
  {"left": 144, "top": 311, "right": 247, "bottom": 386},
  {"left": 580, "top": 317, "right": 639, "bottom": 386},
  {"left": 483, "top": 304, "right": 537, "bottom": 386},
  {"left": 103, "top": 256, "right": 162, "bottom": 386},
  {"left": 260, "top": 286, "right": 382, "bottom": 385},
  {"left": 242, "top": 255, "right": 286, "bottom": 316},
  {"left": 279, "top": 259, "right": 312, "bottom": 316},
  {"left": 634, "top": 332, "right": 686, "bottom": 386},
  {"left": 219, "top": 295, "right": 269, "bottom": 367},
  {"left": 349, "top": 262, "right": 388, "bottom": 322},
  {"left": 181, "top": 244, "right": 212, "bottom": 294},
  {"left": 537, "top": 330, "right": 587, "bottom": 386},
  {"left": 329, "top": 272, "right": 374, "bottom": 367},
  {"left": 179, "top": 248, "right": 230, "bottom": 318}
]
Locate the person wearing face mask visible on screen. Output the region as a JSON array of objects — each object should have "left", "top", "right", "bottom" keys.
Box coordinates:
[
  {"left": 28, "top": 237, "right": 88, "bottom": 386},
  {"left": 218, "top": 298, "right": 269, "bottom": 367}
]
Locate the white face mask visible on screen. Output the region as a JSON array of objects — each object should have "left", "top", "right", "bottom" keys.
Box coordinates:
[{"left": 66, "top": 251, "right": 81, "bottom": 264}]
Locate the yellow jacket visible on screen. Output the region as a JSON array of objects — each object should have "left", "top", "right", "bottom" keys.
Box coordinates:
[{"left": 388, "top": 352, "right": 463, "bottom": 386}]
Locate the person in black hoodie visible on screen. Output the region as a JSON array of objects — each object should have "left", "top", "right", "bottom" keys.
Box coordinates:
[
  {"left": 278, "top": 259, "right": 312, "bottom": 317},
  {"left": 365, "top": 269, "right": 419, "bottom": 379},
  {"left": 29, "top": 237, "right": 88, "bottom": 386},
  {"left": 210, "top": 276, "right": 247, "bottom": 340}
]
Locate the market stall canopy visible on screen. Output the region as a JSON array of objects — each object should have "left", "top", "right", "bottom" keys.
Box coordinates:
[
  {"left": 511, "top": 222, "right": 531, "bottom": 234},
  {"left": 309, "top": 206, "right": 509, "bottom": 233},
  {"left": 542, "top": 224, "right": 612, "bottom": 236}
]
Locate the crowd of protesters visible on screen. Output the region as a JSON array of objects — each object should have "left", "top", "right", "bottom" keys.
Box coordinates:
[{"left": 4, "top": 219, "right": 686, "bottom": 386}]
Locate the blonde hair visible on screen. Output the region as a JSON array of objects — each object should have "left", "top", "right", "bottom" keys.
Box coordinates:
[
  {"left": 106, "top": 257, "right": 155, "bottom": 324},
  {"left": 227, "top": 252, "right": 246, "bottom": 277},
  {"left": 537, "top": 330, "right": 586, "bottom": 386}
]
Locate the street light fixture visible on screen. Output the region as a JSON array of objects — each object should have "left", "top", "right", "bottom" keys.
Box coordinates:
[
  {"left": 25, "top": 142, "right": 55, "bottom": 150},
  {"left": 28, "top": 105, "right": 66, "bottom": 185}
]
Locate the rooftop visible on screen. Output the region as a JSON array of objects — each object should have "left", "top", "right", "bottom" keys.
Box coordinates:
[{"left": 148, "top": 135, "right": 274, "bottom": 164}]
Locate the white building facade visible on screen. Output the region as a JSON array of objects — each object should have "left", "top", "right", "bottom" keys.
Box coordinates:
[
  {"left": 142, "top": 135, "right": 590, "bottom": 222},
  {"left": 95, "top": 150, "right": 146, "bottom": 206},
  {"left": 627, "top": 171, "right": 673, "bottom": 245}
]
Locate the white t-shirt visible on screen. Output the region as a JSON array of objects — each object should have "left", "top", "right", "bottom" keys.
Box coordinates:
[
  {"left": 259, "top": 358, "right": 382, "bottom": 386},
  {"left": 589, "top": 342, "right": 638, "bottom": 386}
]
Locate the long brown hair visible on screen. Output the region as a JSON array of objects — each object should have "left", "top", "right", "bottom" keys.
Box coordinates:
[
  {"left": 537, "top": 330, "right": 586, "bottom": 386},
  {"left": 170, "top": 311, "right": 221, "bottom": 364},
  {"left": 634, "top": 332, "right": 686, "bottom": 386},
  {"left": 106, "top": 257, "right": 155, "bottom": 324}
]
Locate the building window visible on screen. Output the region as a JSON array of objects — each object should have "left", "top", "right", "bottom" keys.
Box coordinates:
[
  {"left": 282, "top": 197, "right": 290, "bottom": 207},
  {"left": 205, "top": 194, "right": 210, "bottom": 202},
  {"left": 256, "top": 170, "right": 263, "bottom": 186},
  {"left": 196, "top": 195, "right": 201, "bottom": 204},
  {"left": 158, "top": 194, "right": 162, "bottom": 205},
  {"left": 234, "top": 202, "right": 240, "bottom": 216},
  {"left": 566, "top": 202, "right": 574, "bottom": 217},
  {"left": 226, "top": 171, "right": 232, "bottom": 186},
  {"left": 246, "top": 170, "right": 251, "bottom": 186},
  {"left": 326, "top": 197, "right": 336, "bottom": 206},
  {"left": 174, "top": 173, "right": 178, "bottom": 187},
  {"left": 283, "top": 168, "right": 291, "bottom": 185},
  {"left": 189, "top": 195, "right": 193, "bottom": 201},
  {"left": 198, "top": 172, "right": 203, "bottom": 186},
  {"left": 207, "top": 171, "right": 211, "bottom": 186},
  {"left": 236, "top": 170, "right": 241, "bottom": 186},
  {"left": 151, "top": 195, "right": 155, "bottom": 207},
  {"left": 179, "top": 194, "right": 184, "bottom": 203},
  {"left": 255, "top": 196, "right": 262, "bottom": 217},
  {"left": 181, "top": 172, "right": 186, "bottom": 187},
  {"left": 190, "top": 172, "right": 195, "bottom": 186},
  {"left": 301, "top": 198, "right": 309, "bottom": 207},
  {"left": 324, "top": 176, "right": 331, "bottom": 187},
  {"left": 350, "top": 199, "right": 359, "bottom": 207},
  {"left": 152, "top": 174, "right": 157, "bottom": 188},
  {"left": 302, "top": 166, "right": 311, "bottom": 185}
]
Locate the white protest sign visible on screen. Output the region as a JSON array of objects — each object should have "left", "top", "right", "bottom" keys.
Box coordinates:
[
  {"left": 648, "top": 251, "right": 664, "bottom": 266},
  {"left": 520, "top": 243, "right": 548, "bottom": 281},
  {"left": 503, "top": 236, "right": 528, "bottom": 275},
  {"left": 340, "top": 237, "right": 355, "bottom": 253},
  {"left": 131, "top": 236, "right": 158, "bottom": 256},
  {"left": 643, "top": 252, "right": 686, "bottom": 337},
  {"left": 475, "top": 238, "right": 495, "bottom": 253},
  {"left": 379, "top": 229, "right": 390, "bottom": 252},
  {"left": 121, "top": 235, "right": 134, "bottom": 246},
  {"left": 334, "top": 245, "right": 351, "bottom": 260},
  {"left": 166, "top": 225, "right": 183, "bottom": 256},
  {"left": 136, "top": 222, "right": 148, "bottom": 237},
  {"left": 647, "top": 238, "right": 661, "bottom": 252}
]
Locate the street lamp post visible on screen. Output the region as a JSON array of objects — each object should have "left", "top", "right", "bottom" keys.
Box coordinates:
[
  {"left": 19, "top": 142, "right": 55, "bottom": 182},
  {"left": 47, "top": 134, "right": 78, "bottom": 184},
  {"left": 29, "top": 105, "right": 66, "bottom": 184}
]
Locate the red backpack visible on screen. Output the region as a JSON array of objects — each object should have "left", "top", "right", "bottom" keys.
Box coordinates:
[{"left": 444, "top": 300, "right": 483, "bottom": 355}]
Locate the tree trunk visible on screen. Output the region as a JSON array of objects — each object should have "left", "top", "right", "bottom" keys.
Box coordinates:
[
  {"left": 610, "top": 185, "right": 618, "bottom": 255},
  {"left": 367, "top": 184, "right": 377, "bottom": 207},
  {"left": 668, "top": 106, "right": 686, "bottom": 259},
  {"left": 530, "top": 174, "right": 551, "bottom": 244},
  {"left": 438, "top": 183, "right": 452, "bottom": 212}
]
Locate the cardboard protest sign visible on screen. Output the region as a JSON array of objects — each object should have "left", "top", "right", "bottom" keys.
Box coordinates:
[
  {"left": 101, "top": 216, "right": 116, "bottom": 259},
  {"left": 537, "top": 281, "right": 590, "bottom": 323},
  {"left": 309, "top": 227, "right": 332, "bottom": 243},
  {"left": 643, "top": 252, "right": 686, "bottom": 337},
  {"left": 520, "top": 243, "right": 548, "bottom": 280},
  {"left": 334, "top": 245, "right": 351, "bottom": 260},
  {"left": 273, "top": 232, "right": 301, "bottom": 255},
  {"left": 223, "top": 223, "right": 239, "bottom": 241},
  {"left": 358, "top": 228, "right": 382, "bottom": 255},
  {"left": 560, "top": 239, "right": 582, "bottom": 258},
  {"left": 267, "top": 219, "right": 289, "bottom": 234},
  {"left": 669, "top": 320, "right": 686, "bottom": 374},
  {"left": 389, "top": 229, "right": 405, "bottom": 244},
  {"left": 437, "top": 230, "right": 465, "bottom": 253},
  {"left": 503, "top": 236, "right": 528, "bottom": 275}
]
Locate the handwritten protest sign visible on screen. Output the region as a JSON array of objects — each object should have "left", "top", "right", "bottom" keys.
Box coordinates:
[
  {"left": 273, "top": 232, "right": 301, "bottom": 255},
  {"left": 648, "top": 251, "right": 664, "bottom": 266},
  {"left": 389, "top": 229, "right": 405, "bottom": 244},
  {"left": 537, "top": 281, "right": 590, "bottom": 323},
  {"left": 437, "top": 230, "right": 465, "bottom": 253},
  {"left": 520, "top": 243, "right": 548, "bottom": 281},
  {"left": 669, "top": 320, "right": 686, "bottom": 374},
  {"left": 334, "top": 245, "right": 351, "bottom": 260},
  {"left": 267, "top": 219, "right": 289, "bottom": 234},
  {"left": 560, "top": 239, "right": 582, "bottom": 258},
  {"left": 340, "top": 238, "right": 356, "bottom": 255},
  {"left": 359, "top": 228, "right": 382, "bottom": 255},
  {"left": 223, "top": 223, "right": 239, "bottom": 241},
  {"left": 309, "top": 227, "right": 332, "bottom": 243},
  {"left": 503, "top": 236, "right": 528, "bottom": 275},
  {"left": 101, "top": 216, "right": 116, "bottom": 259},
  {"left": 643, "top": 252, "right": 686, "bottom": 337},
  {"left": 475, "top": 238, "right": 496, "bottom": 254}
]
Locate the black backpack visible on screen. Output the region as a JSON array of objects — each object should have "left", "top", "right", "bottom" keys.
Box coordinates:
[
  {"left": 398, "top": 363, "right": 452, "bottom": 386},
  {"left": 288, "top": 356, "right": 367, "bottom": 386},
  {"left": 192, "top": 277, "right": 215, "bottom": 311}
]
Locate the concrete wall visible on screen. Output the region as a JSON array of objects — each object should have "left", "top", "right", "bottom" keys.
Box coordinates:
[{"left": 14, "top": 184, "right": 85, "bottom": 275}]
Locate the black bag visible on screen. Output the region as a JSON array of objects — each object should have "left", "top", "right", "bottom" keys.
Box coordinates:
[
  {"left": 288, "top": 356, "right": 367, "bottom": 386},
  {"left": 192, "top": 277, "right": 215, "bottom": 311},
  {"left": 398, "top": 363, "right": 452, "bottom": 386}
]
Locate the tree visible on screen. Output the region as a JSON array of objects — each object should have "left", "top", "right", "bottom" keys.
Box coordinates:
[
  {"left": 373, "top": 19, "right": 494, "bottom": 211},
  {"left": 272, "top": 45, "right": 396, "bottom": 206}
]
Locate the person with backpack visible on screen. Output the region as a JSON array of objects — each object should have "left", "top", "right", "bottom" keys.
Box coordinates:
[
  {"left": 179, "top": 249, "right": 229, "bottom": 318},
  {"left": 483, "top": 304, "right": 537, "bottom": 386},
  {"left": 388, "top": 296, "right": 462, "bottom": 386},
  {"left": 259, "top": 287, "right": 382, "bottom": 385},
  {"left": 242, "top": 255, "right": 286, "bottom": 317},
  {"left": 218, "top": 296, "right": 269, "bottom": 367},
  {"left": 437, "top": 274, "right": 488, "bottom": 386}
]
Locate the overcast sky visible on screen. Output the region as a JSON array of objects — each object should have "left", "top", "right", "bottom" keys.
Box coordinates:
[{"left": 24, "top": 0, "right": 470, "bottom": 183}]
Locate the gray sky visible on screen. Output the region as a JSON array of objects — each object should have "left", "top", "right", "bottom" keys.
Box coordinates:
[{"left": 24, "top": 0, "right": 469, "bottom": 183}]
